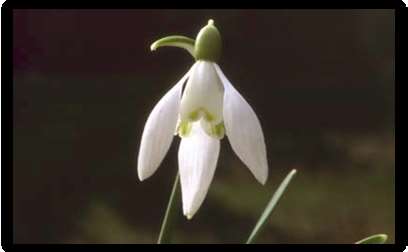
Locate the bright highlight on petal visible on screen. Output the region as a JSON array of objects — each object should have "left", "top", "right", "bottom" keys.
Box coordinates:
[
  {"left": 180, "top": 61, "right": 224, "bottom": 124},
  {"left": 214, "top": 63, "right": 268, "bottom": 184},
  {"left": 178, "top": 122, "right": 220, "bottom": 219},
  {"left": 137, "top": 68, "right": 192, "bottom": 181}
]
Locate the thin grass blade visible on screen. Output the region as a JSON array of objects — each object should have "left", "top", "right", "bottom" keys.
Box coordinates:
[
  {"left": 246, "top": 169, "right": 297, "bottom": 244},
  {"left": 157, "top": 173, "right": 180, "bottom": 244}
]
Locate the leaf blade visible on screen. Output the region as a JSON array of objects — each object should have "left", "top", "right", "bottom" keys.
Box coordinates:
[
  {"left": 355, "top": 234, "right": 388, "bottom": 244},
  {"left": 246, "top": 169, "right": 297, "bottom": 244},
  {"left": 157, "top": 173, "right": 180, "bottom": 244}
]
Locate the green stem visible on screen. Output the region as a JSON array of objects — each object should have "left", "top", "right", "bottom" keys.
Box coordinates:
[
  {"left": 246, "top": 169, "right": 297, "bottom": 244},
  {"left": 157, "top": 173, "right": 180, "bottom": 244}
]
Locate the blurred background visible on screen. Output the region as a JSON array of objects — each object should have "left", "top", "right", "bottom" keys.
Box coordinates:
[{"left": 13, "top": 9, "right": 394, "bottom": 244}]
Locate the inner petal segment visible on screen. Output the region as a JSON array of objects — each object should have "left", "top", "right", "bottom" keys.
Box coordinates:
[{"left": 179, "top": 61, "right": 224, "bottom": 124}]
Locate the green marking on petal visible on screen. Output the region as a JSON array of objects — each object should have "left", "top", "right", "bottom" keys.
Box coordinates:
[
  {"left": 186, "top": 108, "right": 220, "bottom": 126},
  {"left": 189, "top": 108, "right": 215, "bottom": 122},
  {"left": 201, "top": 120, "right": 225, "bottom": 139},
  {"left": 178, "top": 121, "right": 192, "bottom": 137},
  {"left": 213, "top": 122, "right": 225, "bottom": 139},
  {"left": 189, "top": 110, "right": 201, "bottom": 121},
  {"left": 204, "top": 111, "right": 214, "bottom": 122}
]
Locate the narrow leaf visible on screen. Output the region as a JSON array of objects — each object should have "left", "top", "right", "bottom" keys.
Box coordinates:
[
  {"left": 246, "top": 169, "right": 297, "bottom": 244},
  {"left": 355, "top": 234, "right": 388, "bottom": 244},
  {"left": 157, "top": 173, "right": 180, "bottom": 244}
]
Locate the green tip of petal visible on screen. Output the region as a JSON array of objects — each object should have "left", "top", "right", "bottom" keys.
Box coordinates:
[{"left": 208, "top": 19, "right": 214, "bottom": 25}]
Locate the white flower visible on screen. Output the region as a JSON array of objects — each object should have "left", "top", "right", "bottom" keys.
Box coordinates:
[
  {"left": 137, "top": 19, "right": 268, "bottom": 219},
  {"left": 137, "top": 60, "right": 268, "bottom": 219}
]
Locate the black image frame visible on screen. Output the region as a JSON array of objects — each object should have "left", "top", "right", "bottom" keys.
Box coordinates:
[{"left": 1, "top": 0, "right": 406, "bottom": 250}]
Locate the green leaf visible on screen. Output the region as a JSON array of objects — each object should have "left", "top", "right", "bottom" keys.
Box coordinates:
[
  {"left": 157, "top": 173, "right": 180, "bottom": 244},
  {"left": 150, "top": 36, "right": 195, "bottom": 57},
  {"left": 246, "top": 169, "right": 297, "bottom": 244},
  {"left": 355, "top": 234, "right": 388, "bottom": 244}
]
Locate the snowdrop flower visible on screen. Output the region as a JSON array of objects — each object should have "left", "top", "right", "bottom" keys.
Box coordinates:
[{"left": 138, "top": 20, "right": 268, "bottom": 219}]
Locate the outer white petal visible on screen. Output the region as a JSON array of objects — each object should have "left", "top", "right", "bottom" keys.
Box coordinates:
[
  {"left": 137, "top": 67, "right": 192, "bottom": 181},
  {"left": 178, "top": 122, "right": 220, "bottom": 219},
  {"left": 180, "top": 61, "right": 224, "bottom": 124},
  {"left": 213, "top": 63, "right": 268, "bottom": 184}
]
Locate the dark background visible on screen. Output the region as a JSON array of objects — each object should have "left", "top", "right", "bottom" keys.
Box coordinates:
[{"left": 13, "top": 9, "right": 394, "bottom": 243}]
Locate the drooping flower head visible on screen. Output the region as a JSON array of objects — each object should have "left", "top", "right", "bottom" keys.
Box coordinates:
[{"left": 138, "top": 19, "right": 268, "bottom": 219}]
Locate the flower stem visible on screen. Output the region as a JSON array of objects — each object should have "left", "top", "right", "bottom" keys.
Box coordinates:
[
  {"left": 246, "top": 169, "right": 297, "bottom": 244},
  {"left": 157, "top": 173, "right": 180, "bottom": 244}
]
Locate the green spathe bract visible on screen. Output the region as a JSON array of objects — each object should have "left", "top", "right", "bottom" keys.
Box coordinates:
[
  {"left": 150, "top": 19, "right": 222, "bottom": 62},
  {"left": 150, "top": 35, "right": 195, "bottom": 57}
]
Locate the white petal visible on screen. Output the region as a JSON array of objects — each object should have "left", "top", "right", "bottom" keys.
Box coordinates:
[
  {"left": 180, "top": 61, "right": 224, "bottom": 124},
  {"left": 213, "top": 63, "right": 268, "bottom": 184},
  {"left": 137, "top": 67, "right": 192, "bottom": 181},
  {"left": 178, "top": 122, "right": 220, "bottom": 219}
]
